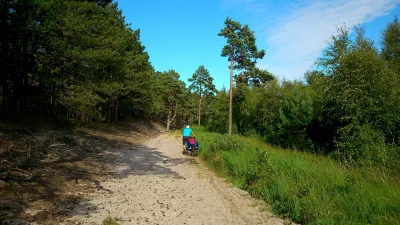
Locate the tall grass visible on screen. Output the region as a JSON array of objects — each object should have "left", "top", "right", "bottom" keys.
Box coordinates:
[{"left": 193, "top": 126, "right": 400, "bottom": 224}]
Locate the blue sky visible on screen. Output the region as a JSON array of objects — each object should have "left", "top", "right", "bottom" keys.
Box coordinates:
[{"left": 116, "top": 0, "right": 400, "bottom": 90}]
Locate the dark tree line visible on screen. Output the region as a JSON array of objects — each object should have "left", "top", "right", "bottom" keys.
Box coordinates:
[
  {"left": 1, "top": 0, "right": 146, "bottom": 121},
  {"left": 0, "top": 0, "right": 216, "bottom": 127}
]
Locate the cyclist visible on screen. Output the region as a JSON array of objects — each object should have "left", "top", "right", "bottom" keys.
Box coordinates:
[{"left": 182, "top": 125, "right": 195, "bottom": 152}]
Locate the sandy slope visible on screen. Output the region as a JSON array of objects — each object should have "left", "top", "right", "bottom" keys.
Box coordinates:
[{"left": 64, "top": 134, "right": 284, "bottom": 225}]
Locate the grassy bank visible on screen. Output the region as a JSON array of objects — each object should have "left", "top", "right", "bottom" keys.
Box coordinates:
[{"left": 192, "top": 126, "right": 400, "bottom": 224}]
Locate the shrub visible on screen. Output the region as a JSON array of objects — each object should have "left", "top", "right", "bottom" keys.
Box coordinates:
[
  {"left": 209, "top": 133, "right": 243, "bottom": 153},
  {"left": 336, "top": 124, "right": 387, "bottom": 166},
  {"left": 102, "top": 217, "right": 120, "bottom": 225},
  {"left": 244, "top": 147, "right": 272, "bottom": 187},
  {"left": 277, "top": 85, "right": 313, "bottom": 149}
]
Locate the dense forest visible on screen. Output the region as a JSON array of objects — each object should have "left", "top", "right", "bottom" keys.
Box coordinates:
[
  {"left": 1, "top": 0, "right": 400, "bottom": 173},
  {"left": 0, "top": 0, "right": 203, "bottom": 126}
]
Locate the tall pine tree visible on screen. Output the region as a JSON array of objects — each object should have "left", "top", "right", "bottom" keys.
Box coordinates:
[
  {"left": 218, "top": 18, "right": 265, "bottom": 135},
  {"left": 188, "top": 65, "right": 217, "bottom": 126}
]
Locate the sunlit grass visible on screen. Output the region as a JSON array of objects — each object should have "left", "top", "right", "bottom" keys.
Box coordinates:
[{"left": 191, "top": 125, "right": 400, "bottom": 224}]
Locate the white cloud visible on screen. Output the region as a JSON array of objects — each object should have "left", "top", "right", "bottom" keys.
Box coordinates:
[{"left": 244, "top": 0, "right": 400, "bottom": 80}]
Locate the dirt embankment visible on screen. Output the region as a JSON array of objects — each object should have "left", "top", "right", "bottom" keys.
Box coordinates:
[{"left": 0, "top": 119, "right": 164, "bottom": 224}]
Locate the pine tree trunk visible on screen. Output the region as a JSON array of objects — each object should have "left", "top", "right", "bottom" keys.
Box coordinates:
[
  {"left": 115, "top": 99, "right": 118, "bottom": 122},
  {"left": 166, "top": 108, "right": 172, "bottom": 130},
  {"left": 107, "top": 100, "right": 112, "bottom": 123},
  {"left": 104, "top": 102, "right": 107, "bottom": 122},
  {"left": 166, "top": 102, "right": 178, "bottom": 130},
  {"left": 0, "top": 1, "right": 10, "bottom": 115},
  {"left": 101, "top": 103, "right": 105, "bottom": 121},
  {"left": 20, "top": 35, "right": 29, "bottom": 114},
  {"left": 198, "top": 97, "right": 202, "bottom": 126},
  {"left": 228, "top": 56, "right": 233, "bottom": 136},
  {"left": 172, "top": 102, "right": 178, "bottom": 127},
  {"left": 167, "top": 119, "right": 171, "bottom": 130}
]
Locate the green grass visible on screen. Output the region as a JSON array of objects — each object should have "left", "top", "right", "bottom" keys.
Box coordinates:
[
  {"left": 192, "top": 126, "right": 400, "bottom": 225},
  {"left": 102, "top": 217, "right": 120, "bottom": 225}
]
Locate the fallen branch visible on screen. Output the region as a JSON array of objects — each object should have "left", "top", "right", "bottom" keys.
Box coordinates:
[
  {"left": 14, "top": 167, "right": 33, "bottom": 176},
  {"left": 0, "top": 167, "right": 34, "bottom": 181},
  {"left": 1, "top": 159, "right": 11, "bottom": 164}
]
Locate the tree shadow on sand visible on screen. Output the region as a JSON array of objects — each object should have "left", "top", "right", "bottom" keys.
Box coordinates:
[{"left": 0, "top": 120, "right": 191, "bottom": 224}]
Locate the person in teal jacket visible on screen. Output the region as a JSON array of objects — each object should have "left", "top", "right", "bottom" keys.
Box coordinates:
[{"left": 182, "top": 125, "right": 195, "bottom": 152}]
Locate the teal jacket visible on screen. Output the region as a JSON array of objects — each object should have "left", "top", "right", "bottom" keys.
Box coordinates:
[{"left": 183, "top": 128, "right": 193, "bottom": 136}]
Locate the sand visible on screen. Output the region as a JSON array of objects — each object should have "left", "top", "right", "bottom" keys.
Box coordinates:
[{"left": 64, "top": 134, "right": 284, "bottom": 225}]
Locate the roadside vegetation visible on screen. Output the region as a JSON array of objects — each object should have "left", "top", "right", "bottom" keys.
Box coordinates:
[
  {"left": 194, "top": 126, "right": 400, "bottom": 224},
  {"left": 102, "top": 217, "right": 121, "bottom": 225},
  {"left": 192, "top": 16, "right": 400, "bottom": 224}
]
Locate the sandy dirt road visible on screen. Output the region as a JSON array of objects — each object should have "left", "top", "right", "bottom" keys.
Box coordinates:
[{"left": 64, "top": 134, "right": 284, "bottom": 225}]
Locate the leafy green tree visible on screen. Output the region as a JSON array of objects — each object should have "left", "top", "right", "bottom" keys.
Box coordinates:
[
  {"left": 277, "top": 85, "right": 313, "bottom": 148},
  {"left": 315, "top": 26, "right": 399, "bottom": 163},
  {"left": 155, "top": 70, "right": 186, "bottom": 130},
  {"left": 176, "top": 89, "right": 197, "bottom": 127},
  {"left": 207, "top": 88, "right": 229, "bottom": 133},
  {"left": 380, "top": 16, "right": 400, "bottom": 148},
  {"left": 232, "top": 84, "right": 256, "bottom": 135},
  {"left": 254, "top": 80, "right": 284, "bottom": 142},
  {"left": 317, "top": 26, "right": 351, "bottom": 76},
  {"left": 188, "top": 65, "right": 217, "bottom": 126},
  {"left": 218, "top": 17, "right": 265, "bottom": 135},
  {"left": 381, "top": 16, "right": 400, "bottom": 74},
  {"left": 233, "top": 68, "right": 274, "bottom": 135}
]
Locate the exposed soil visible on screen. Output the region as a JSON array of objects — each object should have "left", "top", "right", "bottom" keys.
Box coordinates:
[{"left": 0, "top": 119, "right": 164, "bottom": 224}]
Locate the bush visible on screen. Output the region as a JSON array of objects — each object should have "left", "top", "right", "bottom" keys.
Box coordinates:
[
  {"left": 209, "top": 133, "right": 243, "bottom": 153},
  {"left": 382, "top": 145, "right": 400, "bottom": 176},
  {"left": 221, "top": 146, "right": 273, "bottom": 190},
  {"left": 337, "top": 124, "right": 387, "bottom": 166},
  {"left": 102, "top": 217, "right": 120, "bottom": 225},
  {"left": 277, "top": 85, "right": 313, "bottom": 149},
  {"left": 244, "top": 147, "right": 273, "bottom": 188}
]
